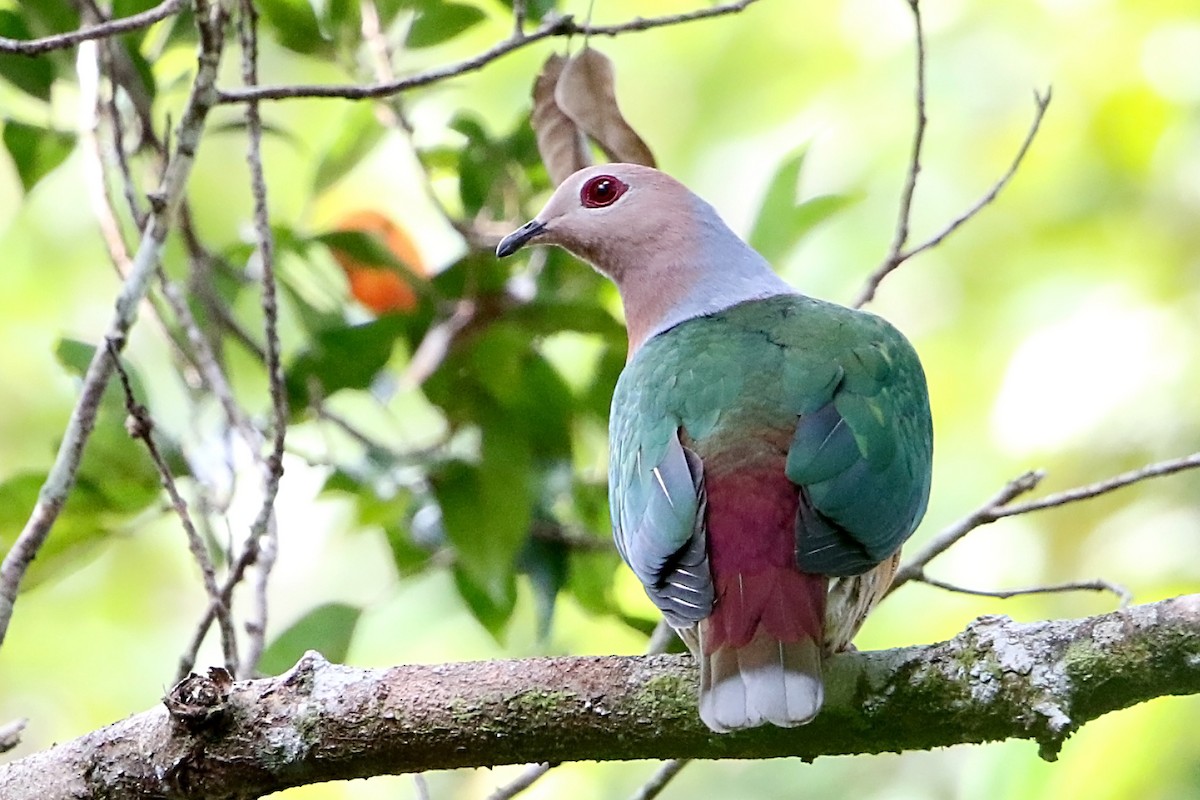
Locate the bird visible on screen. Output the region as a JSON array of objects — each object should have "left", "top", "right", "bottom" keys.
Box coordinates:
[{"left": 496, "top": 163, "right": 933, "bottom": 733}]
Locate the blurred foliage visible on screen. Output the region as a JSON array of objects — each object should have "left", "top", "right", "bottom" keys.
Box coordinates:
[{"left": 1, "top": 0, "right": 1199, "bottom": 799}]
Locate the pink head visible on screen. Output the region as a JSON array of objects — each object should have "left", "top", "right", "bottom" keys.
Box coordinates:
[{"left": 497, "top": 164, "right": 793, "bottom": 353}]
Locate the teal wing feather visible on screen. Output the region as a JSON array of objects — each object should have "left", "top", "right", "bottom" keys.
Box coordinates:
[
  {"left": 610, "top": 362, "right": 713, "bottom": 626},
  {"left": 610, "top": 293, "right": 932, "bottom": 603},
  {"left": 776, "top": 305, "right": 933, "bottom": 575}
]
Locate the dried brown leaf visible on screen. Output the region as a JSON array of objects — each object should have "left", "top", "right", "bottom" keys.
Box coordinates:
[
  {"left": 556, "top": 47, "right": 656, "bottom": 168},
  {"left": 531, "top": 54, "right": 593, "bottom": 186}
]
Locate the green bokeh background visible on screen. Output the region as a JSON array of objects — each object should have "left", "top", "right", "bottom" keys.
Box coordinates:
[{"left": 1, "top": 0, "right": 1199, "bottom": 798}]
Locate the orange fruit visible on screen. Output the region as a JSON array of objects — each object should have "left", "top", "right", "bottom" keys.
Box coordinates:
[{"left": 329, "top": 211, "right": 426, "bottom": 315}]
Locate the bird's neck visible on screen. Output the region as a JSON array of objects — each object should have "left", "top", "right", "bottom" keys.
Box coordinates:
[{"left": 618, "top": 211, "right": 794, "bottom": 356}]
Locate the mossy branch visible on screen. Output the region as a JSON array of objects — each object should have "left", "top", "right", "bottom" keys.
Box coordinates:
[{"left": 1, "top": 594, "right": 1197, "bottom": 799}]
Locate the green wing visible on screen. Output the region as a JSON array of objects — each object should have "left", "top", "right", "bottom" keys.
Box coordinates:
[
  {"left": 609, "top": 293, "right": 932, "bottom": 598},
  {"left": 775, "top": 303, "right": 933, "bottom": 575},
  {"left": 609, "top": 366, "right": 712, "bottom": 626}
]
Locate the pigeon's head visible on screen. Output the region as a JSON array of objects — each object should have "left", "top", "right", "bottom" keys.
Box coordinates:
[
  {"left": 496, "top": 163, "right": 696, "bottom": 281},
  {"left": 496, "top": 163, "right": 788, "bottom": 354}
]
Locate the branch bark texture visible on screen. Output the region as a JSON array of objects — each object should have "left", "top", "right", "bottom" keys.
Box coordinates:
[{"left": 2, "top": 595, "right": 1197, "bottom": 799}]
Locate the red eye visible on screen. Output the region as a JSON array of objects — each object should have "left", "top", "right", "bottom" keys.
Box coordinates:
[{"left": 580, "top": 175, "right": 628, "bottom": 208}]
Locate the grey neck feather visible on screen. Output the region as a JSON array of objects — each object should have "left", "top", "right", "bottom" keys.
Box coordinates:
[{"left": 639, "top": 196, "right": 795, "bottom": 345}]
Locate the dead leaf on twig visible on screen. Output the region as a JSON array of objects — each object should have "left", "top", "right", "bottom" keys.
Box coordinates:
[
  {"left": 531, "top": 54, "right": 593, "bottom": 186},
  {"left": 554, "top": 47, "right": 656, "bottom": 168}
]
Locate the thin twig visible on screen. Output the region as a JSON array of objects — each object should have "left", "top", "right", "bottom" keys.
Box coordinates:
[
  {"left": 237, "top": 0, "right": 287, "bottom": 679},
  {"left": 852, "top": 0, "right": 1052, "bottom": 308},
  {"left": 485, "top": 763, "right": 553, "bottom": 800},
  {"left": 105, "top": 339, "right": 240, "bottom": 670},
  {"left": 892, "top": 451, "right": 1200, "bottom": 597},
  {"left": 176, "top": 542, "right": 262, "bottom": 681},
  {"left": 994, "top": 450, "right": 1200, "bottom": 519},
  {"left": 0, "top": 718, "right": 26, "bottom": 755},
  {"left": 0, "top": 0, "right": 229, "bottom": 649},
  {"left": 916, "top": 575, "right": 1132, "bottom": 608},
  {"left": 398, "top": 300, "right": 477, "bottom": 391},
  {"left": 645, "top": 619, "right": 677, "bottom": 655},
  {"left": 0, "top": 0, "right": 184, "bottom": 55},
  {"left": 878, "top": 0, "right": 928, "bottom": 291},
  {"left": 412, "top": 773, "right": 432, "bottom": 800},
  {"left": 629, "top": 759, "right": 691, "bottom": 800},
  {"left": 358, "top": 0, "right": 492, "bottom": 249},
  {"left": 76, "top": 37, "right": 134, "bottom": 276},
  {"left": 512, "top": 0, "right": 527, "bottom": 37},
  {"left": 625, "top": 625, "right": 690, "bottom": 799},
  {"left": 98, "top": 42, "right": 149, "bottom": 228},
  {"left": 217, "top": 1, "right": 761, "bottom": 104},
  {"left": 890, "top": 470, "right": 1044, "bottom": 594},
  {"left": 895, "top": 88, "right": 1051, "bottom": 265}
]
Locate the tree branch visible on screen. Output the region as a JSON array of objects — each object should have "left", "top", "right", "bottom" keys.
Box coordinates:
[
  {"left": 0, "top": 0, "right": 184, "bottom": 56},
  {"left": 852, "top": 0, "right": 1051, "bottom": 309},
  {"left": 0, "top": 719, "right": 26, "bottom": 755},
  {"left": 2, "top": 595, "right": 1196, "bottom": 798},
  {"left": 892, "top": 451, "right": 1200, "bottom": 595},
  {"left": 215, "top": 1, "right": 761, "bottom": 104},
  {"left": 106, "top": 339, "right": 240, "bottom": 671},
  {"left": 236, "top": 0, "right": 286, "bottom": 680},
  {"left": 0, "top": 0, "right": 228, "bottom": 650}
]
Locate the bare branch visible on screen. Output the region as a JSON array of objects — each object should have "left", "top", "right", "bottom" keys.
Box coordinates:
[
  {"left": 487, "top": 610, "right": 679, "bottom": 799},
  {"left": 0, "top": 0, "right": 184, "bottom": 56},
  {"left": 217, "top": 2, "right": 761, "bottom": 104},
  {"left": 851, "top": 0, "right": 926, "bottom": 310},
  {"left": 105, "top": 339, "right": 240, "bottom": 670},
  {"left": 176, "top": 543, "right": 262, "bottom": 682},
  {"left": 852, "top": 0, "right": 1051, "bottom": 308},
  {"left": 994, "top": 450, "right": 1200, "bottom": 519},
  {"left": 512, "top": 0, "right": 528, "bottom": 38},
  {"left": 630, "top": 759, "right": 691, "bottom": 800},
  {"left": 890, "top": 470, "right": 1044, "bottom": 594},
  {"left": 485, "top": 763, "right": 553, "bottom": 800},
  {"left": 2, "top": 595, "right": 1197, "bottom": 798},
  {"left": 893, "top": 451, "right": 1200, "bottom": 596},
  {"left": 915, "top": 575, "right": 1133, "bottom": 608},
  {"left": 0, "top": 0, "right": 229, "bottom": 649},
  {"left": 0, "top": 718, "right": 26, "bottom": 755},
  {"left": 237, "top": 0, "right": 287, "bottom": 679},
  {"left": 900, "top": 88, "right": 1052, "bottom": 265}
]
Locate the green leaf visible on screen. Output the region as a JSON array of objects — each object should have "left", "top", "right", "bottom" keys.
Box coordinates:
[
  {"left": 312, "top": 102, "right": 387, "bottom": 193},
  {"left": 258, "top": 603, "right": 363, "bottom": 675},
  {"left": 517, "top": 533, "right": 567, "bottom": 639},
  {"left": 284, "top": 315, "right": 408, "bottom": 411},
  {"left": 452, "top": 563, "right": 515, "bottom": 639},
  {"left": 496, "top": 0, "right": 556, "bottom": 25},
  {"left": 405, "top": 2, "right": 486, "bottom": 48},
  {"left": 432, "top": 421, "right": 533, "bottom": 615},
  {"left": 430, "top": 250, "right": 510, "bottom": 298},
  {"left": 17, "top": 2, "right": 80, "bottom": 39},
  {"left": 54, "top": 338, "right": 163, "bottom": 514},
  {"left": 566, "top": 548, "right": 621, "bottom": 617},
  {"left": 3, "top": 121, "right": 74, "bottom": 193},
  {"left": 112, "top": 0, "right": 163, "bottom": 15},
  {"left": 506, "top": 300, "right": 624, "bottom": 340},
  {"left": 115, "top": 33, "right": 157, "bottom": 107},
  {"left": 0, "top": 473, "right": 110, "bottom": 591},
  {"left": 0, "top": 11, "right": 57, "bottom": 101},
  {"left": 255, "top": 0, "right": 329, "bottom": 55},
  {"left": 748, "top": 148, "right": 857, "bottom": 264},
  {"left": 308, "top": 0, "right": 361, "bottom": 43}
]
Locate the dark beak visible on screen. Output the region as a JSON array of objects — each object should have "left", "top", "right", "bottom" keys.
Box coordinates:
[{"left": 496, "top": 219, "right": 547, "bottom": 258}]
